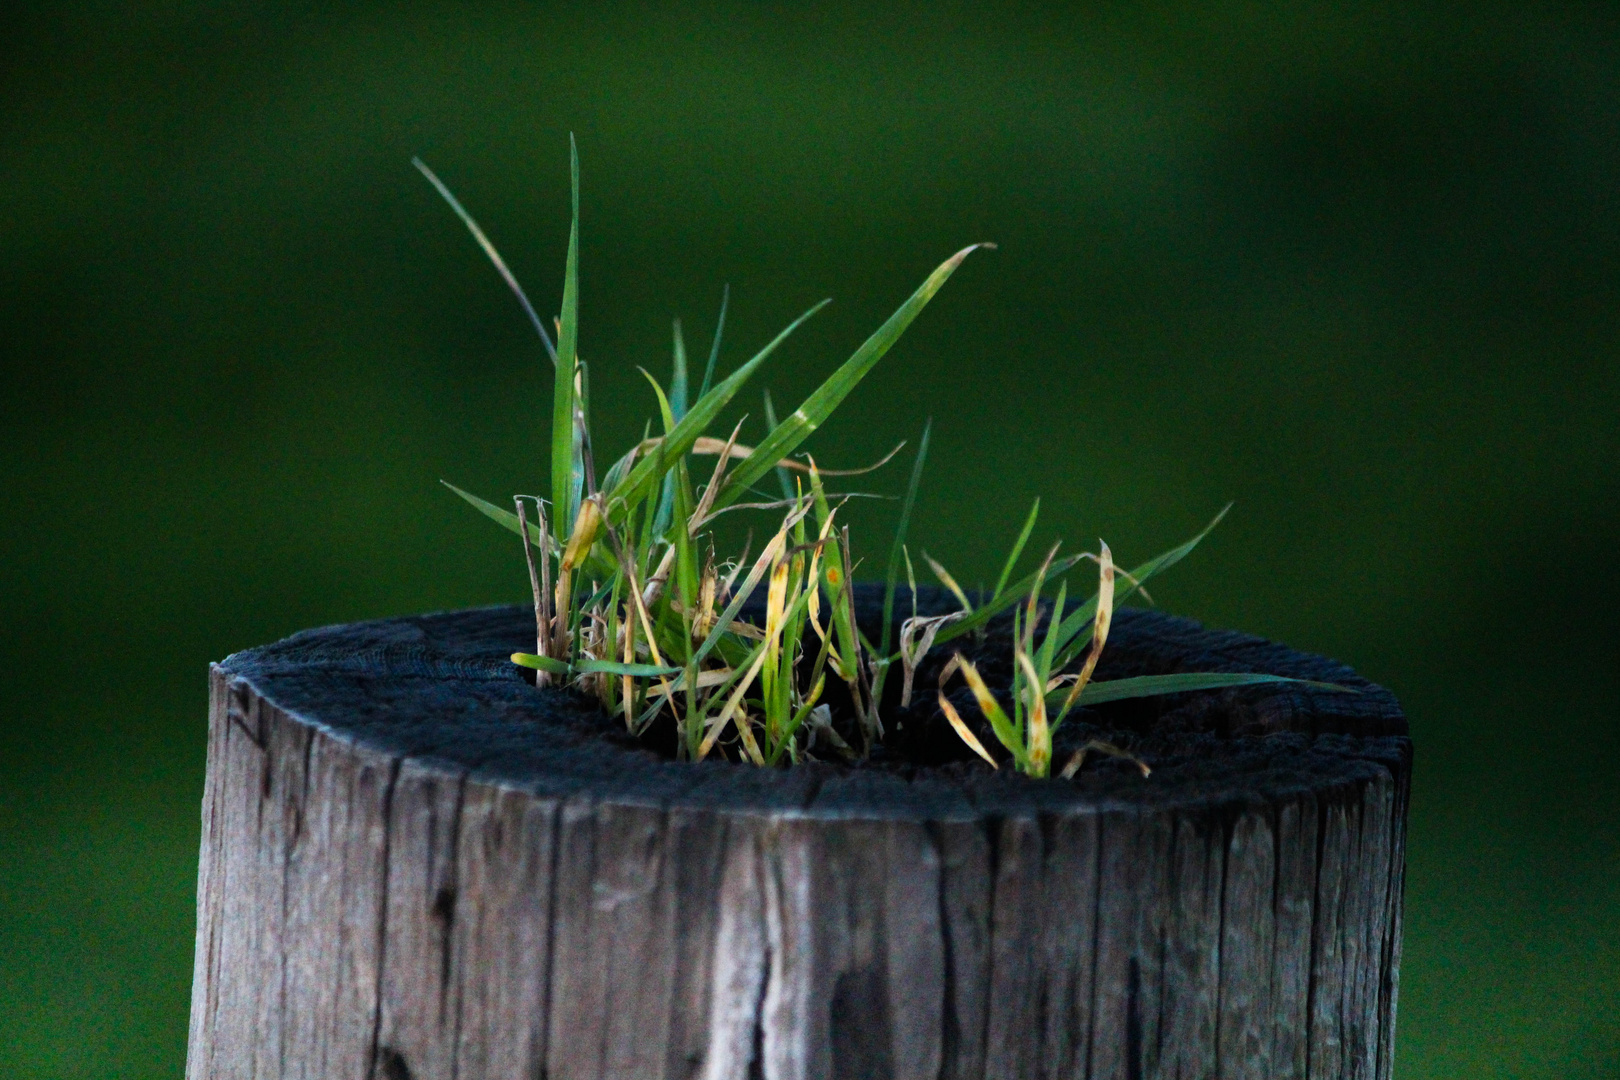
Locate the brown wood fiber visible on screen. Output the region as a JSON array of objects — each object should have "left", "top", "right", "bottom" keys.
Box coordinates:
[{"left": 187, "top": 598, "right": 1409, "bottom": 1079}]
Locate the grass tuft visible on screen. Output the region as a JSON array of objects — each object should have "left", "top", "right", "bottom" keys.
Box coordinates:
[{"left": 426, "top": 147, "right": 1345, "bottom": 774}]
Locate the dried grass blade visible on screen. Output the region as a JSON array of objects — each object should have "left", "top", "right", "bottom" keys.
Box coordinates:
[
  {"left": 1061, "top": 739, "right": 1151, "bottom": 779},
  {"left": 881, "top": 419, "right": 931, "bottom": 660},
  {"left": 642, "top": 544, "right": 677, "bottom": 607},
  {"left": 1057, "top": 540, "right": 1114, "bottom": 720},
  {"left": 764, "top": 558, "right": 790, "bottom": 677},
  {"left": 898, "top": 612, "right": 960, "bottom": 708},
  {"left": 515, "top": 498, "right": 550, "bottom": 678},
  {"left": 694, "top": 562, "right": 719, "bottom": 640},
  {"left": 685, "top": 436, "right": 906, "bottom": 477},
  {"left": 923, "top": 553, "right": 974, "bottom": 614},
  {"left": 838, "top": 524, "right": 879, "bottom": 740},
  {"left": 670, "top": 667, "right": 737, "bottom": 690},
  {"left": 1017, "top": 651, "right": 1051, "bottom": 776},
  {"left": 609, "top": 530, "right": 669, "bottom": 670},
  {"left": 1022, "top": 540, "right": 1062, "bottom": 655},
  {"left": 939, "top": 693, "right": 998, "bottom": 769},
  {"left": 692, "top": 501, "right": 810, "bottom": 666},
  {"left": 621, "top": 597, "right": 637, "bottom": 729},
  {"left": 689, "top": 418, "right": 746, "bottom": 536},
  {"left": 698, "top": 647, "right": 769, "bottom": 761}
]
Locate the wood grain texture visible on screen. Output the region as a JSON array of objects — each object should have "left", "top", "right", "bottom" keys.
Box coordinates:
[{"left": 187, "top": 596, "right": 1409, "bottom": 1080}]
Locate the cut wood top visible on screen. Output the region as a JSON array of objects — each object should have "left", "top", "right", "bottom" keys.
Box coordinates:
[{"left": 217, "top": 592, "right": 1407, "bottom": 821}]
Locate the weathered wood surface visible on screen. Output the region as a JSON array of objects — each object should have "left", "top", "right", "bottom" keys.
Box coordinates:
[{"left": 187, "top": 597, "right": 1409, "bottom": 1080}]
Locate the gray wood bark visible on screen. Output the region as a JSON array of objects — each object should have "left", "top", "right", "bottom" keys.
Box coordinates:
[{"left": 187, "top": 599, "right": 1409, "bottom": 1080}]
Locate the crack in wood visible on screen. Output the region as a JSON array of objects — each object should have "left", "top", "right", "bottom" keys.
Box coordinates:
[{"left": 364, "top": 757, "right": 402, "bottom": 1080}]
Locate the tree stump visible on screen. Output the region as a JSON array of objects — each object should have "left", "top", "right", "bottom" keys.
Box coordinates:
[{"left": 186, "top": 594, "right": 1409, "bottom": 1080}]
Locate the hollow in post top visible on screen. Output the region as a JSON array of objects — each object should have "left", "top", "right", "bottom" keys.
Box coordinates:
[{"left": 218, "top": 594, "right": 1406, "bottom": 821}]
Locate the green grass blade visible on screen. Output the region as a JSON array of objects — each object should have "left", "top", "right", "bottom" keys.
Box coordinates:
[
  {"left": 1116, "top": 503, "right": 1231, "bottom": 599},
  {"left": 923, "top": 553, "right": 976, "bottom": 614},
  {"left": 511, "top": 652, "right": 571, "bottom": 674},
  {"left": 768, "top": 686, "right": 823, "bottom": 767},
  {"left": 935, "top": 505, "right": 1231, "bottom": 655},
  {"left": 1038, "top": 579, "right": 1067, "bottom": 678},
  {"left": 599, "top": 442, "right": 641, "bottom": 500},
  {"left": 670, "top": 319, "right": 689, "bottom": 421},
  {"left": 1045, "top": 671, "right": 1354, "bottom": 710},
  {"left": 1048, "top": 504, "right": 1233, "bottom": 668},
  {"left": 673, "top": 456, "right": 698, "bottom": 603},
  {"left": 713, "top": 244, "right": 991, "bottom": 510},
  {"left": 934, "top": 552, "right": 1086, "bottom": 645},
  {"left": 640, "top": 368, "right": 678, "bottom": 433},
  {"left": 551, "top": 136, "right": 582, "bottom": 539},
  {"left": 442, "top": 480, "right": 546, "bottom": 546},
  {"left": 762, "top": 390, "right": 796, "bottom": 501},
  {"left": 880, "top": 419, "right": 931, "bottom": 658},
  {"left": 640, "top": 365, "right": 679, "bottom": 530},
  {"left": 610, "top": 299, "right": 831, "bottom": 515},
  {"left": 696, "top": 583, "right": 818, "bottom": 707},
  {"left": 698, "top": 285, "right": 729, "bottom": 400},
  {"left": 690, "top": 501, "right": 811, "bottom": 668},
  {"left": 1011, "top": 605, "right": 1027, "bottom": 738},
  {"left": 575, "top": 659, "right": 683, "bottom": 678},
  {"left": 571, "top": 360, "right": 589, "bottom": 510},
  {"left": 412, "top": 157, "right": 558, "bottom": 362},
  {"left": 960, "top": 658, "right": 1025, "bottom": 769},
  {"left": 992, "top": 498, "right": 1040, "bottom": 604}
]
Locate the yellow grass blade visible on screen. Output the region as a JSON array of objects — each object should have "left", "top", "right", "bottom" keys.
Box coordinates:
[
  {"left": 1059, "top": 739, "right": 1151, "bottom": 779},
  {"left": 698, "top": 643, "right": 771, "bottom": 761},
  {"left": 1022, "top": 540, "right": 1062, "bottom": 654},
  {"left": 561, "top": 496, "right": 604, "bottom": 573},
  {"left": 764, "top": 558, "right": 790, "bottom": 677},
  {"left": 687, "top": 419, "right": 745, "bottom": 537},
  {"left": 734, "top": 713, "right": 767, "bottom": 766},
  {"left": 677, "top": 667, "right": 738, "bottom": 689},
  {"left": 691, "top": 500, "right": 810, "bottom": 666},
  {"left": 679, "top": 437, "right": 906, "bottom": 476},
  {"left": 923, "top": 553, "right": 974, "bottom": 613},
  {"left": 1057, "top": 540, "right": 1115, "bottom": 720},
  {"left": 939, "top": 694, "right": 998, "bottom": 769},
  {"left": 1017, "top": 650, "right": 1051, "bottom": 777},
  {"left": 694, "top": 565, "right": 719, "bottom": 640},
  {"left": 958, "top": 655, "right": 1022, "bottom": 765},
  {"left": 642, "top": 544, "right": 676, "bottom": 608},
  {"left": 514, "top": 498, "right": 552, "bottom": 682}
]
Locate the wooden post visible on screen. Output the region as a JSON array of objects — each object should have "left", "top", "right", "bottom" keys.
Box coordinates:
[{"left": 187, "top": 598, "right": 1408, "bottom": 1080}]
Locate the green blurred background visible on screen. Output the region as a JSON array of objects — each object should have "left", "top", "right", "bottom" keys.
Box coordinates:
[{"left": 3, "top": 2, "right": 1617, "bottom": 1076}]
